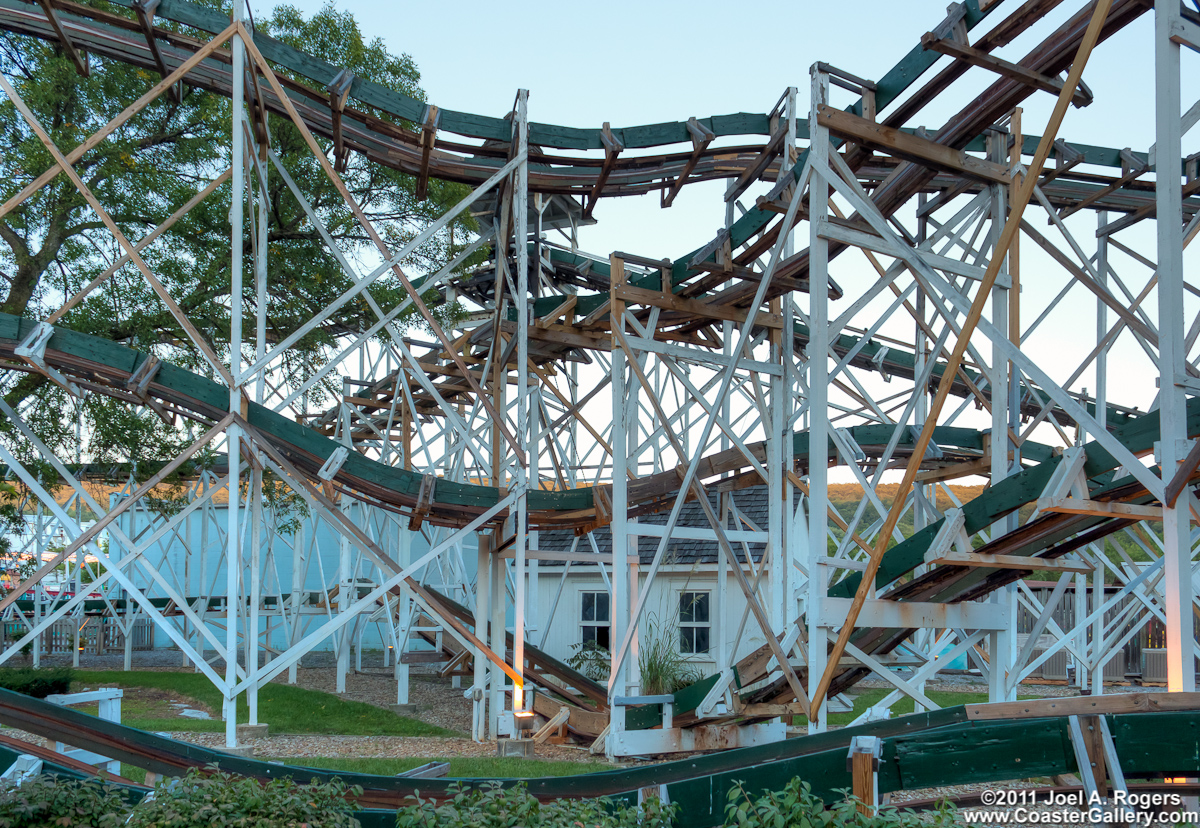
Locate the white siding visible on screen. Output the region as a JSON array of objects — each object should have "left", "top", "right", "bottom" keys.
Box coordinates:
[{"left": 533, "top": 564, "right": 767, "bottom": 687}]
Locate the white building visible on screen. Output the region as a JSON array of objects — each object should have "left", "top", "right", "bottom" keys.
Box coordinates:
[{"left": 533, "top": 484, "right": 796, "bottom": 685}]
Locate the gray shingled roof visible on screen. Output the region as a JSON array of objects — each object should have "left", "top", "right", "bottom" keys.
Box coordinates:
[{"left": 537, "top": 484, "right": 801, "bottom": 566}]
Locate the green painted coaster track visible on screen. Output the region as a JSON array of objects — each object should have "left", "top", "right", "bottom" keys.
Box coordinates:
[{"left": 2, "top": 687, "right": 1200, "bottom": 827}]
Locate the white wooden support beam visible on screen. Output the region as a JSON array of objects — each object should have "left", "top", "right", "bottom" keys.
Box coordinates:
[
  {"left": 820, "top": 595, "right": 1008, "bottom": 630},
  {"left": 317, "top": 446, "right": 349, "bottom": 482},
  {"left": 815, "top": 218, "right": 1006, "bottom": 287},
  {"left": 532, "top": 706, "right": 570, "bottom": 744},
  {"left": 922, "top": 507, "right": 968, "bottom": 565},
  {"left": 0, "top": 755, "right": 42, "bottom": 785},
  {"left": 696, "top": 668, "right": 735, "bottom": 718},
  {"left": 1169, "top": 9, "right": 1200, "bottom": 54},
  {"left": 14, "top": 322, "right": 81, "bottom": 397}
]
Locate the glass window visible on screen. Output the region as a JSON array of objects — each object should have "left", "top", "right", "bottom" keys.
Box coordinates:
[
  {"left": 581, "top": 590, "right": 610, "bottom": 649},
  {"left": 679, "top": 591, "right": 711, "bottom": 654}
]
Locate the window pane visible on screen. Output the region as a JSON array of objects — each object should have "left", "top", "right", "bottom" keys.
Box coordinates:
[
  {"left": 680, "top": 627, "right": 694, "bottom": 654},
  {"left": 582, "top": 592, "right": 595, "bottom": 622},
  {"left": 693, "top": 593, "right": 710, "bottom": 623},
  {"left": 596, "top": 591, "right": 610, "bottom": 622},
  {"left": 583, "top": 625, "right": 597, "bottom": 645},
  {"left": 596, "top": 626, "right": 610, "bottom": 650},
  {"left": 679, "top": 592, "right": 695, "bottom": 623},
  {"left": 694, "top": 627, "right": 710, "bottom": 654}
]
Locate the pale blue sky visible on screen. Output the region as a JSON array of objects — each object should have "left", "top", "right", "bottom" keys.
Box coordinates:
[
  {"left": 273, "top": 0, "right": 1197, "bottom": 447},
  {"left": 274, "top": 0, "right": 1192, "bottom": 259}
]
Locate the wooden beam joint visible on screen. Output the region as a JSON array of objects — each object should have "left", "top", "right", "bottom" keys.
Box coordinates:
[
  {"left": 327, "top": 69, "right": 355, "bottom": 174},
  {"left": 36, "top": 0, "right": 88, "bottom": 77},
  {"left": 415, "top": 104, "right": 440, "bottom": 200}
]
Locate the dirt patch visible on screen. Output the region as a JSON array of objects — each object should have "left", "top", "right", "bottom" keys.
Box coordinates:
[{"left": 68, "top": 684, "right": 216, "bottom": 723}]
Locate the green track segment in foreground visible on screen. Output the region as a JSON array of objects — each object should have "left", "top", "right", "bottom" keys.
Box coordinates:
[{"left": 4, "top": 687, "right": 1200, "bottom": 827}]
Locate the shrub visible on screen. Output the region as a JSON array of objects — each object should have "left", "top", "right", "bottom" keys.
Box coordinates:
[
  {"left": 0, "top": 775, "right": 133, "bottom": 827},
  {"left": 724, "top": 778, "right": 958, "bottom": 828},
  {"left": 0, "top": 666, "right": 73, "bottom": 698},
  {"left": 566, "top": 641, "right": 610, "bottom": 683},
  {"left": 396, "top": 782, "right": 675, "bottom": 828},
  {"left": 125, "top": 766, "right": 362, "bottom": 828}
]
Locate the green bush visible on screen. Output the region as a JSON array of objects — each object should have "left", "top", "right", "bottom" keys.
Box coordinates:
[
  {"left": 566, "top": 641, "right": 611, "bottom": 683},
  {"left": 724, "top": 778, "right": 958, "bottom": 828},
  {"left": 125, "top": 766, "right": 362, "bottom": 828},
  {"left": 0, "top": 666, "right": 74, "bottom": 698},
  {"left": 396, "top": 782, "right": 675, "bottom": 828},
  {"left": 0, "top": 775, "right": 132, "bottom": 827}
]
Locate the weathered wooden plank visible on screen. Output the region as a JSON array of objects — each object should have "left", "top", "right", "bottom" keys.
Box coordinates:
[
  {"left": 816, "top": 104, "right": 1011, "bottom": 185},
  {"left": 966, "top": 692, "right": 1200, "bottom": 721}
]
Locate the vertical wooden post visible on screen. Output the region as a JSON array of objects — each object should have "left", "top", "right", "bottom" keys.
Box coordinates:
[
  {"left": 1083, "top": 714, "right": 1108, "bottom": 799},
  {"left": 847, "top": 735, "right": 882, "bottom": 815}
]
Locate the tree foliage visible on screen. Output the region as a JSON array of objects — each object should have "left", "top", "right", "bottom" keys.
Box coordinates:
[{"left": 0, "top": 1, "right": 481, "bottom": 492}]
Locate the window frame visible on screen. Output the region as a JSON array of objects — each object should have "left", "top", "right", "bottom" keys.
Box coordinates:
[
  {"left": 678, "top": 589, "right": 712, "bottom": 656},
  {"left": 579, "top": 588, "right": 611, "bottom": 650}
]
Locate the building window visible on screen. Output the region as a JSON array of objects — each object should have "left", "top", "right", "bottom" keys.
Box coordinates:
[
  {"left": 581, "top": 590, "right": 610, "bottom": 649},
  {"left": 679, "top": 591, "right": 711, "bottom": 654}
]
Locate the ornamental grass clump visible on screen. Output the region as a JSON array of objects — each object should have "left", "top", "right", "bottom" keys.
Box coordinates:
[
  {"left": 396, "top": 781, "right": 675, "bottom": 828},
  {"left": 638, "top": 615, "right": 700, "bottom": 696}
]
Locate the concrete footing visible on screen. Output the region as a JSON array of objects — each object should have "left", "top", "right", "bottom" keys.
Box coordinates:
[
  {"left": 218, "top": 744, "right": 255, "bottom": 757},
  {"left": 497, "top": 738, "right": 535, "bottom": 758},
  {"left": 390, "top": 703, "right": 418, "bottom": 716},
  {"left": 236, "top": 723, "right": 269, "bottom": 740}
]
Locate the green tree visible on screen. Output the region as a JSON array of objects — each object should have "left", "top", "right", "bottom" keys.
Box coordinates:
[{"left": 0, "top": 1, "right": 477, "bottom": 477}]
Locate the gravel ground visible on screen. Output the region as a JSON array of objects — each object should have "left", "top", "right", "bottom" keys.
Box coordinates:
[
  {"left": 169, "top": 732, "right": 605, "bottom": 763},
  {"left": 288, "top": 666, "right": 473, "bottom": 735}
]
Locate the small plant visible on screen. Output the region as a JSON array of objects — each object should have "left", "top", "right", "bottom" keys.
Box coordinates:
[
  {"left": 0, "top": 775, "right": 132, "bottom": 827},
  {"left": 396, "top": 782, "right": 674, "bottom": 828},
  {"left": 723, "top": 778, "right": 959, "bottom": 828},
  {"left": 125, "top": 766, "right": 362, "bottom": 828},
  {"left": 566, "top": 641, "right": 610, "bottom": 683},
  {"left": 0, "top": 666, "right": 73, "bottom": 698},
  {"left": 638, "top": 615, "right": 699, "bottom": 696}
]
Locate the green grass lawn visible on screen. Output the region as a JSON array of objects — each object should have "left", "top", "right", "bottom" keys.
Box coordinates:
[
  {"left": 119, "top": 755, "right": 613, "bottom": 785},
  {"left": 792, "top": 688, "right": 1038, "bottom": 728},
  {"left": 67, "top": 670, "right": 456, "bottom": 737}
]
